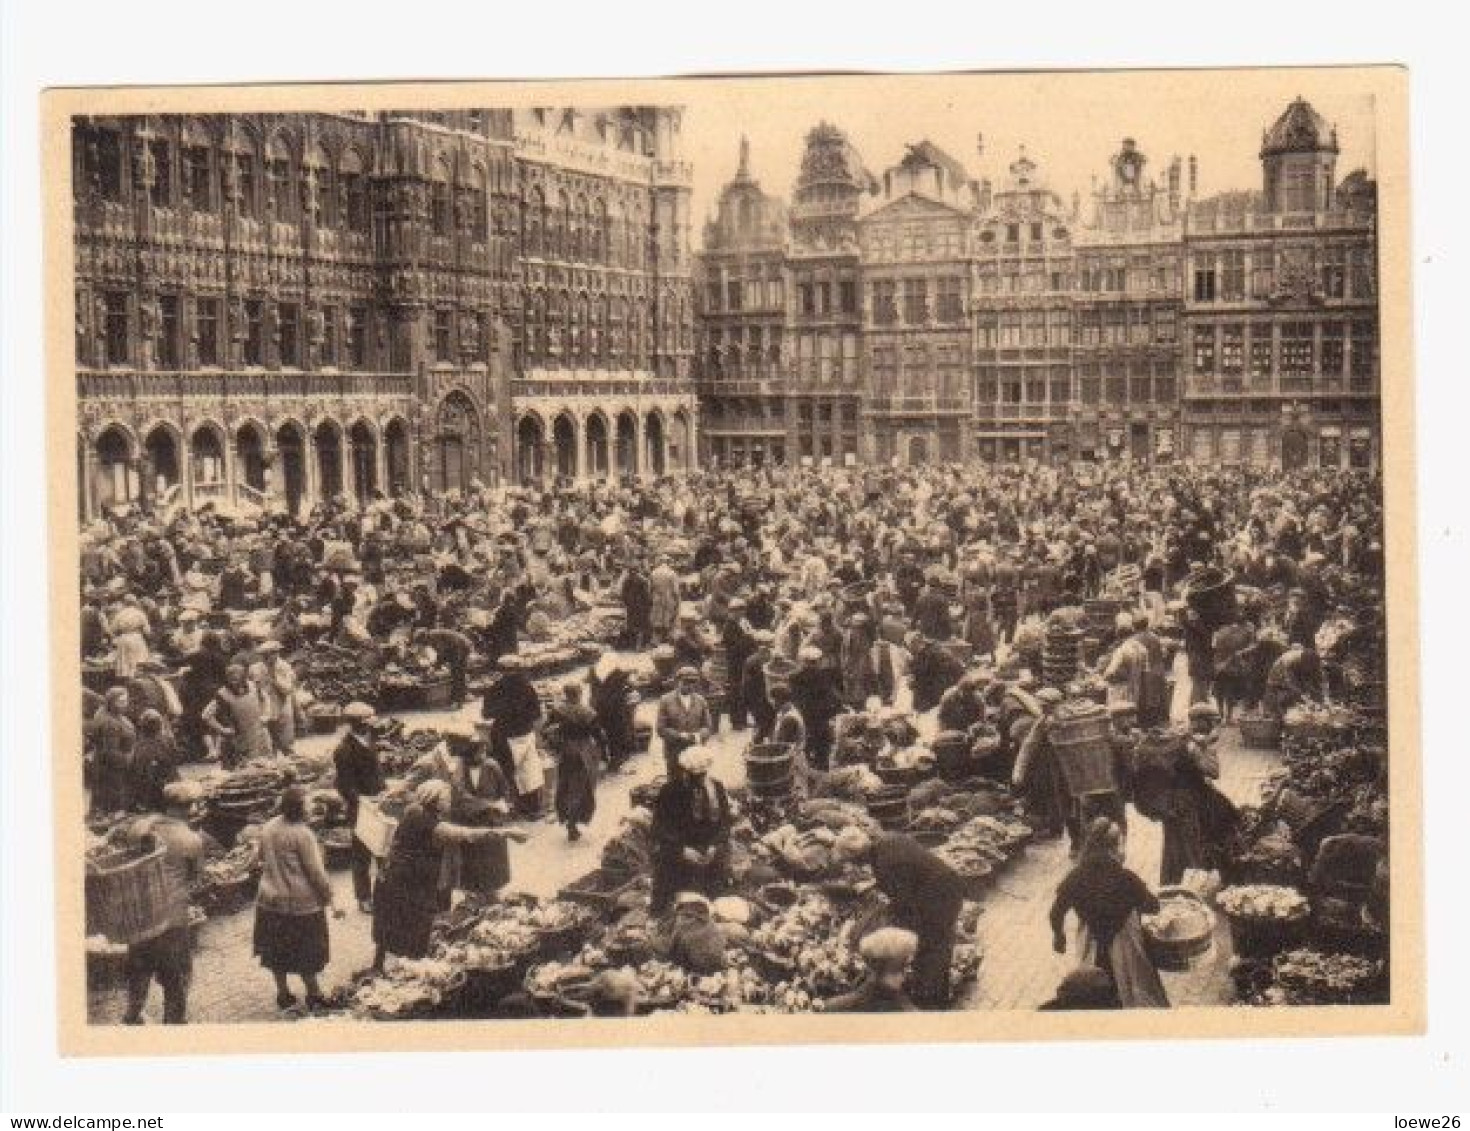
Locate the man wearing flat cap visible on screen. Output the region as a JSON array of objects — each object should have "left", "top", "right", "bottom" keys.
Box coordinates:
[
  {"left": 335, "top": 702, "right": 385, "bottom": 912},
  {"left": 650, "top": 746, "right": 732, "bottom": 912},
  {"left": 656, "top": 666, "right": 712, "bottom": 778}
]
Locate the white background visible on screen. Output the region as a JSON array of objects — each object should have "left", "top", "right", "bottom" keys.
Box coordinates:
[{"left": 3, "top": 0, "right": 1467, "bottom": 1114}]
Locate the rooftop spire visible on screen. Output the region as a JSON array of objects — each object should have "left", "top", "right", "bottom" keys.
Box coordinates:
[{"left": 737, "top": 134, "right": 751, "bottom": 180}]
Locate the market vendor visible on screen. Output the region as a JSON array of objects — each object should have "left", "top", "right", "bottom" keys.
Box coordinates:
[
  {"left": 1154, "top": 702, "right": 1239, "bottom": 886},
  {"left": 1263, "top": 640, "right": 1327, "bottom": 718},
  {"left": 479, "top": 654, "right": 545, "bottom": 816},
  {"left": 789, "top": 644, "right": 844, "bottom": 770},
  {"left": 334, "top": 702, "right": 386, "bottom": 914},
  {"left": 201, "top": 663, "right": 274, "bottom": 769},
  {"left": 86, "top": 687, "right": 136, "bottom": 815},
  {"left": 413, "top": 625, "right": 473, "bottom": 708},
  {"left": 826, "top": 927, "right": 921, "bottom": 1014},
  {"left": 908, "top": 633, "right": 965, "bottom": 715},
  {"left": 655, "top": 665, "right": 713, "bottom": 778},
  {"left": 937, "top": 671, "right": 988, "bottom": 733},
  {"left": 833, "top": 827, "right": 966, "bottom": 1010},
  {"left": 650, "top": 746, "right": 732, "bottom": 912},
  {"left": 371, "top": 781, "right": 526, "bottom": 973},
  {"left": 1011, "top": 687, "right": 1075, "bottom": 845}
]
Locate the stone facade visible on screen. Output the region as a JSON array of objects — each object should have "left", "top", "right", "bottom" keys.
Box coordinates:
[
  {"left": 73, "top": 107, "right": 697, "bottom": 520},
  {"left": 690, "top": 98, "right": 1378, "bottom": 472}
]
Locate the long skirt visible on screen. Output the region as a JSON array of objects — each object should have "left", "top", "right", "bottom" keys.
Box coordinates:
[
  {"left": 252, "top": 905, "right": 329, "bottom": 976},
  {"left": 371, "top": 876, "right": 439, "bottom": 959},
  {"left": 1079, "top": 912, "right": 1169, "bottom": 1009},
  {"left": 554, "top": 740, "right": 600, "bottom": 827}
]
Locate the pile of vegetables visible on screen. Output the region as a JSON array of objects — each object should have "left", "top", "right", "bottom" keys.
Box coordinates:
[
  {"left": 1217, "top": 884, "right": 1311, "bottom": 923},
  {"left": 1270, "top": 948, "right": 1386, "bottom": 1004},
  {"left": 600, "top": 809, "right": 654, "bottom": 880},
  {"left": 350, "top": 957, "right": 463, "bottom": 1018},
  {"left": 1282, "top": 703, "right": 1360, "bottom": 742},
  {"left": 295, "top": 644, "right": 378, "bottom": 705}
]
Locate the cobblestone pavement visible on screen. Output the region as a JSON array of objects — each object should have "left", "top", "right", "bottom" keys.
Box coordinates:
[{"left": 90, "top": 652, "right": 1280, "bottom": 1025}]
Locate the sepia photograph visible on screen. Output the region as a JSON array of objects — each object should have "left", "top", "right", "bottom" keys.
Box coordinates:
[{"left": 38, "top": 65, "right": 1421, "bottom": 1059}]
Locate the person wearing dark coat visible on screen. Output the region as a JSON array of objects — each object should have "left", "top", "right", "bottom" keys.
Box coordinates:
[
  {"left": 720, "top": 607, "right": 756, "bottom": 730},
  {"left": 649, "top": 747, "right": 733, "bottom": 912},
  {"left": 415, "top": 626, "right": 473, "bottom": 707},
  {"left": 835, "top": 829, "right": 966, "bottom": 1010},
  {"left": 909, "top": 635, "right": 965, "bottom": 714},
  {"left": 741, "top": 637, "right": 775, "bottom": 743},
  {"left": 620, "top": 565, "right": 653, "bottom": 650},
  {"left": 479, "top": 659, "right": 544, "bottom": 812},
  {"left": 177, "top": 631, "right": 229, "bottom": 762},
  {"left": 788, "top": 650, "right": 844, "bottom": 771},
  {"left": 484, "top": 594, "right": 520, "bottom": 667},
  {"left": 655, "top": 668, "right": 714, "bottom": 777},
  {"left": 333, "top": 705, "right": 385, "bottom": 911},
  {"left": 542, "top": 684, "right": 604, "bottom": 841},
  {"left": 589, "top": 667, "right": 639, "bottom": 772}
]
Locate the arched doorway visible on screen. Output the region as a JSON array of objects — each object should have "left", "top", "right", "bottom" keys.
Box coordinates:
[
  {"left": 1281, "top": 427, "right": 1310, "bottom": 472},
  {"left": 275, "top": 423, "right": 306, "bottom": 516},
  {"left": 517, "top": 415, "right": 546, "bottom": 486},
  {"left": 644, "top": 412, "right": 667, "bottom": 476},
  {"left": 615, "top": 411, "right": 638, "bottom": 478},
  {"left": 190, "top": 425, "right": 226, "bottom": 502},
  {"left": 236, "top": 424, "right": 267, "bottom": 496},
  {"left": 144, "top": 425, "right": 181, "bottom": 502},
  {"left": 314, "top": 420, "right": 344, "bottom": 501},
  {"left": 552, "top": 414, "right": 578, "bottom": 481},
  {"left": 94, "top": 426, "right": 136, "bottom": 511},
  {"left": 348, "top": 420, "right": 377, "bottom": 503},
  {"left": 908, "top": 435, "right": 929, "bottom": 466},
  {"left": 585, "top": 414, "right": 610, "bottom": 480},
  {"left": 435, "top": 392, "right": 481, "bottom": 494},
  {"left": 670, "top": 411, "right": 691, "bottom": 471},
  {"left": 383, "top": 418, "right": 410, "bottom": 497}
]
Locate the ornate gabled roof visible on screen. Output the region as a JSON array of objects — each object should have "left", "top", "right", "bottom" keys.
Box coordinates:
[
  {"left": 795, "top": 121, "right": 877, "bottom": 198},
  {"left": 1261, "top": 97, "right": 1339, "bottom": 157},
  {"left": 898, "top": 139, "right": 969, "bottom": 186}
]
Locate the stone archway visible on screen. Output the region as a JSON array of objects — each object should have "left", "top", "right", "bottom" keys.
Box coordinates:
[
  {"left": 516, "top": 414, "right": 546, "bottom": 486},
  {"left": 644, "top": 411, "right": 667, "bottom": 476},
  {"left": 615, "top": 411, "right": 638, "bottom": 478},
  {"left": 435, "top": 391, "right": 481, "bottom": 494},
  {"left": 190, "top": 424, "right": 227, "bottom": 502},
  {"left": 907, "top": 434, "right": 930, "bottom": 466},
  {"left": 670, "top": 411, "right": 691, "bottom": 472},
  {"left": 235, "top": 422, "right": 267, "bottom": 496},
  {"left": 314, "top": 420, "right": 344, "bottom": 501},
  {"left": 94, "top": 425, "right": 137, "bottom": 511},
  {"left": 585, "top": 413, "right": 610, "bottom": 480},
  {"left": 348, "top": 420, "right": 377, "bottom": 503},
  {"left": 383, "top": 417, "right": 410, "bottom": 497},
  {"left": 275, "top": 422, "right": 306, "bottom": 516},
  {"left": 552, "top": 413, "right": 578, "bottom": 481},
  {"left": 1281, "top": 427, "right": 1310, "bottom": 472}
]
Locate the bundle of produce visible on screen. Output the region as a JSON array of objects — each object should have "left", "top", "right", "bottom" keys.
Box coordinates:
[
  {"left": 756, "top": 824, "right": 840, "bottom": 879},
  {"left": 796, "top": 797, "right": 880, "bottom": 835},
  {"left": 787, "top": 934, "right": 867, "bottom": 998},
  {"left": 908, "top": 806, "right": 963, "bottom": 834},
  {"left": 820, "top": 764, "right": 886, "bottom": 802},
  {"left": 1217, "top": 884, "right": 1311, "bottom": 924},
  {"left": 600, "top": 810, "right": 654, "bottom": 879},
  {"left": 207, "top": 762, "right": 289, "bottom": 819},
  {"left": 1343, "top": 783, "right": 1388, "bottom": 838},
  {"left": 681, "top": 961, "right": 774, "bottom": 1012},
  {"left": 350, "top": 957, "right": 464, "bottom": 1019},
  {"left": 1228, "top": 826, "right": 1305, "bottom": 886},
  {"left": 438, "top": 897, "right": 594, "bottom": 966},
  {"left": 877, "top": 712, "right": 920, "bottom": 750},
  {"left": 877, "top": 744, "right": 936, "bottom": 775},
  {"left": 1282, "top": 702, "right": 1359, "bottom": 743},
  {"left": 296, "top": 646, "right": 379, "bottom": 704},
  {"left": 1271, "top": 948, "right": 1386, "bottom": 1005},
  {"left": 950, "top": 941, "right": 983, "bottom": 987},
  {"left": 1141, "top": 889, "right": 1217, "bottom": 969},
  {"left": 748, "top": 893, "right": 840, "bottom": 969},
  {"left": 374, "top": 727, "right": 451, "bottom": 778},
  {"left": 631, "top": 959, "right": 693, "bottom": 1010},
  {"left": 200, "top": 841, "right": 259, "bottom": 888}
]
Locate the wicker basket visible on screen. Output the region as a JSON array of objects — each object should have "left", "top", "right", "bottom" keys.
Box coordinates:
[
  {"left": 1238, "top": 714, "right": 1282, "bottom": 750},
  {"left": 85, "top": 840, "right": 172, "bottom": 946},
  {"left": 558, "top": 867, "right": 642, "bottom": 912},
  {"left": 1142, "top": 888, "right": 1217, "bottom": 971},
  {"left": 1223, "top": 909, "right": 1310, "bottom": 960}
]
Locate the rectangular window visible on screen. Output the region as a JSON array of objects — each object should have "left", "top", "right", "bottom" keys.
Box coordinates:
[
  {"left": 817, "top": 282, "right": 831, "bottom": 315},
  {"left": 1005, "top": 224, "right": 1019, "bottom": 244},
  {"left": 184, "top": 147, "right": 212, "bottom": 211},
  {"left": 1220, "top": 324, "right": 1244, "bottom": 374},
  {"left": 998, "top": 313, "right": 1023, "bottom": 348},
  {"left": 1154, "top": 308, "right": 1177, "bottom": 343},
  {"left": 103, "top": 292, "right": 129, "bottom": 365},
  {"left": 936, "top": 278, "right": 963, "bottom": 324},
  {"left": 1249, "top": 330, "right": 1273, "bottom": 381},
  {"left": 799, "top": 284, "right": 815, "bottom": 316},
  {"left": 236, "top": 154, "right": 258, "bottom": 218},
  {"left": 1350, "top": 247, "right": 1375, "bottom": 298},
  {"left": 1003, "top": 380, "right": 1022, "bottom": 404},
  {"left": 1106, "top": 377, "right": 1127, "bottom": 405},
  {"left": 872, "top": 281, "right": 897, "bottom": 326},
  {"left": 705, "top": 282, "right": 721, "bottom": 312},
  {"left": 1030, "top": 221, "right": 1043, "bottom": 243},
  {"left": 726, "top": 280, "right": 743, "bottom": 311},
  {"left": 277, "top": 302, "right": 301, "bottom": 367},
  {"left": 321, "top": 306, "right": 339, "bottom": 368},
  {"left": 1193, "top": 265, "right": 1217, "bottom": 302},
  {"left": 94, "top": 130, "right": 124, "bottom": 202},
  {"left": 157, "top": 294, "right": 180, "bottom": 368},
  {"left": 1220, "top": 250, "right": 1245, "bottom": 300},
  {"left": 348, "top": 306, "right": 368, "bottom": 369},
  {"left": 434, "top": 309, "right": 453, "bottom": 362},
  {"left": 1130, "top": 376, "right": 1151, "bottom": 403},
  {"left": 902, "top": 279, "right": 927, "bottom": 325},
  {"left": 244, "top": 299, "right": 264, "bottom": 366},
  {"left": 1050, "top": 376, "right": 1071, "bottom": 403},
  {"left": 839, "top": 279, "right": 857, "bottom": 315},
  {"left": 1078, "top": 309, "right": 1101, "bottom": 346},
  {"left": 1280, "top": 322, "right": 1314, "bottom": 376},
  {"left": 1155, "top": 376, "right": 1176, "bottom": 403},
  {"left": 1321, "top": 323, "right": 1345, "bottom": 377},
  {"left": 195, "top": 297, "right": 220, "bottom": 367},
  {"left": 1024, "top": 311, "right": 1046, "bottom": 347},
  {"left": 1192, "top": 328, "right": 1215, "bottom": 375},
  {"left": 149, "top": 140, "right": 172, "bottom": 209},
  {"left": 1128, "top": 306, "right": 1150, "bottom": 345},
  {"left": 1251, "top": 254, "right": 1275, "bottom": 299},
  {"left": 1351, "top": 320, "right": 1376, "bottom": 379},
  {"left": 1104, "top": 307, "right": 1126, "bottom": 345},
  {"left": 1321, "top": 246, "right": 1348, "bottom": 299}
]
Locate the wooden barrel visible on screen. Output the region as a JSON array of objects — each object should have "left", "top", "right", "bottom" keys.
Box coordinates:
[{"left": 744, "top": 742, "right": 794, "bottom": 788}]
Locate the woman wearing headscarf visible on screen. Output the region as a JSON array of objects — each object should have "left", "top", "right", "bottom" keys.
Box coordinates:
[
  {"left": 370, "top": 780, "right": 521, "bottom": 973},
  {"left": 253, "top": 786, "right": 341, "bottom": 1011},
  {"left": 200, "top": 663, "right": 274, "bottom": 769},
  {"left": 543, "top": 682, "right": 605, "bottom": 842},
  {"left": 1049, "top": 818, "right": 1168, "bottom": 1009}
]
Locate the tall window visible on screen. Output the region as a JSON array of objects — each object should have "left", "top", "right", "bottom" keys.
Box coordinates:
[
  {"left": 321, "top": 306, "right": 339, "bottom": 368},
  {"left": 998, "top": 313, "right": 1022, "bottom": 348},
  {"left": 341, "top": 165, "right": 369, "bottom": 233},
  {"left": 1193, "top": 261, "right": 1217, "bottom": 302},
  {"left": 431, "top": 173, "right": 451, "bottom": 237},
  {"left": 1047, "top": 309, "right": 1070, "bottom": 345},
  {"left": 936, "top": 278, "right": 963, "bottom": 324},
  {"left": 726, "top": 280, "right": 743, "bottom": 312},
  {"left": 1220, "top": 324, "right": 1244, "bottom": 375},
  {"left": 1220, "top": 250, "right": 1245, "bottom": 300},
  {"left": 1351, "top": 320, "right": 1376, "bottom": 380},
  {"left": 1128, "top": 306, "right": 1150, "bottom": 345},
  {"left": 1280, "top": 322, "right": 1314, "bottom": 376},
  {"left": 93, "top": 129, "right": 124, "bottom": 202},
  {"left": 157, "top": 295, "right": 180, "bottom": 368},
  {"left": 902, "top": 279, "right": 927, "bottom": 324},
  {"left": 1320, "top": 246, "right": 1348, "bottom": 299},
  {"left": 278, "top": 302, "right": 301, "bottom": 367},
  {"left": 267, "top": 153, "right": 293, "bottom": 220},
  {"left": 1077, "top": 309, "right": 1101, "bottom": 346},
  {"left": 195, "top": 297, "right": 220, "bottom": 367},
  {"left": 839, "top": 279, "right": 857, "bottom": 315},
  {"left": 244, "top": 299, "right": 264, "bottom": 366},
  {"left": 1251, "top": 253, "right": 1275, "bottom": 299},
  {"left": 103, "top": 292, "right": 129, "bottom": 365},
  {"left": 1321, "top": 323, "right": 1345, "bottom": 377},
  {"left": 1349, "top": 247, "right": 1375, "bottom": 298},
  {"left": 236, "top": 154, "right": 258, "bottom": 218},
  {"left": 348, "top": 306, "right": 368, "bottom": 369},
  {"left": 1249, "top": 328, "right": 1273, "bottom": 382},
  {"left": 184, "top": 147, "right": 212, "bottom": 211},
  {"left": 705, "top": 282, "right": 721, "bottom": 313},
  {"left": 1023, "top": 311, "right": 1046, "bottom": 347},
  {"left": 872, "top": 281, "right": 897, "bottom": 326},
  {"left": 149, "top": 139, "right": 172, "bottom": 208},
  {"left": 433, "top": 309, "right": 453, "bottom": 362},
  {"left": 1192, "top": 328, "right": 1215, "bottom": 375},
  {"left": 1154, "top": 308, "right": 1177, "bottom": 343}
]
